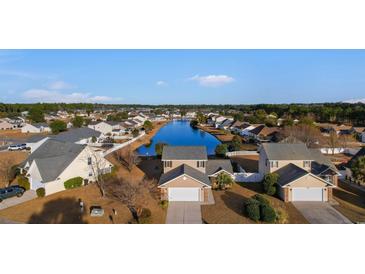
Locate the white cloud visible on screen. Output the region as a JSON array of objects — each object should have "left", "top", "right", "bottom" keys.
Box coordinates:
[
  {"left": 156, "top": 80, "right": 168, "bottom": 86},
  {"left": 47, "top": 80, "right": 75, "bottom": 90},
  {"left": 22, "top": 89, "right": 121, "bottom": 103},
  {"left": 189, "top": 74, "right": 235, "bottom": 87},
  {"left": 343, "top": 98, "right": 365, "bottom": 104}
]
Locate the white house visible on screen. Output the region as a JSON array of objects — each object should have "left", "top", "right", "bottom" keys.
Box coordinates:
[
  {"left": 88, "top": 121, "right": 121, "bottom": 135},
  {"left": 21, "top": 139, "right": 113, "bottom": 196},
  {"left": 21, "top": 123, "right": 51, "bottom": 133},
  {"left": 0, "top": 120, "right": 14, "bottom": 130}
]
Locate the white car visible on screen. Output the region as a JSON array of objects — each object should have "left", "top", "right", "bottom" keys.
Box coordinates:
[{"left": 8, "top": 144, "right": 27, "bottom": 151}]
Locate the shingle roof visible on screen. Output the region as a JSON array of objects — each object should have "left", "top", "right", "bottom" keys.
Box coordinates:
[
  {"left": 158, "top": 164, "right": 211, "bottom": 186},
  {"left": 261, "top": 143, "right": 313, "bottom": 160},
  {"left": 347, "top": 147, "right": 365, "bottom": 168},
  {"left": 309, "top": 149, "right": 338, "bottom": 174},
  {"left": 22, "top": 139, "right": 85, "bottom": 182},
  {"left": 274, "top": 163, "right": 309, "bottom": 186},
  {"left": 206, "top": 160, "right": 233, "bottom": 175},
  {"left": 162, "top": 146, "right": 207, "bottom": 160},
  {"left": 33, "top": 123, "right": 49, "bottom": 128},
  {"left": 53, "top": 128, "right": 101, "bottom": 143}
]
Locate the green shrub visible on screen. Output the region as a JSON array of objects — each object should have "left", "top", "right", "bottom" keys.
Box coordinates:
[
  {"left": 244, "top": 198, "right": 260, "bottom": 221},
  {"left": 17, "top": 176, "right": 30, "bottom": 190},
  {"left": 260, "top": 204, "right": 277, "bottom": 223},
  {"left": 139, "top": 208, "right": 152, "bottom": 224},
  {"left": 263, "top": 173, "right": 279, "bottom": 196},
  {"left": 215, "top": 144, "right": 228, "bottom": 157},
  {"left": 64, "top": 177, "right": 83, "bottom": 189},
  {"left": 36, "top": 187, "right": 45, "bottom": 198},
  {"left": 252, "top": 194, "right": 269, "bottom": 206},
  {"left": 159, "top": 200, "right": 169, "bottom": 209}
]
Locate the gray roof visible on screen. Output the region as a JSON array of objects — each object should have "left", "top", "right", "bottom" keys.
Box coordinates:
[
  {"left": 162, "top": 146, "right": 207, "bottom": 160},
  {"left": 206, "top": 160, "right": 233, "bottom": 175},
  {"left": 261, "top": 143, "right": 313, "bottom": 160},
  {"left": 33, "top": 123, "right": 49, "bottom": 128},
  {"left": 274, "top": 163, "right": 309, "bottom": 186},
  {"left": 159, "top": 164, "right": 211, "bottom": 186},
  {"left": 309, "top": 149, "right": 338, "bottom": 174},
  {"left": 347, "top": 147, "right": 365, "bottom": 168},
  {"left": 26, "top": 135, "right": 49, "bottom": 143},
  {"left": 53, "top": 128, "right": 101, "bottom": 143},
  {"left": 23, "top": 139, "right": 85, "bottom": 182}
]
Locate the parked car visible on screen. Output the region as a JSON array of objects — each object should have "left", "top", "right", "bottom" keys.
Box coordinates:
[
  {"left": 8, "top": 143, "right": 27, "bottom": 151},
  {"left": 0, "top": 186, "right": 25, "bottom": 202},
  {"left": 90, "top": 206, "right": 104, "bottom": 217}
]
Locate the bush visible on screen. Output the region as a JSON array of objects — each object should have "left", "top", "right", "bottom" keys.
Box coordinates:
[
  {"left": 64, "top": 177, "right": 83, "bottom": 189},
  {"left": 215, "top": 144, "right": 228, "bottom": 157},
  {"left": 17, "top": 176, "right": 30, "bottom": 190},
  {"left": 132, "top": 128, "right": 139, "bottom": 138},
  {"left": 260, "top": 204, "right": 277, "bottom": 223},
  {"left": 50, "top": 120, "right": 67, "bottom": 134},
  {"left": 139, "top": 208, "right": 152, "bottom": 224},
  {"left": 215, "top": 172, "right": 234, "bottom": 190},
  {"left": 263, "top": 173, "right": 279, "bottom": 196},
  {"left": 244, "top": 199, "right": 260, "bottom": 222},
  {"left": 276, "top": 207, "right": 289, "bottom": 224},
  {"left": 159, "top": 200, "right": 169, "bottom": 209},
  {"left": 252, "top": 194, "right": 269, "bottom": 206},
  {"left": 36, "top": 187, "right": 45, "bottom": 197}
]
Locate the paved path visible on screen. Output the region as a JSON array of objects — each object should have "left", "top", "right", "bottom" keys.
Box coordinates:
[
  {"left": 166, "top": 202, "right": 202, "bottom": 224},
  {"left": 293, "top": 202, "right": 352, "bottom": 224},
  {"left": 0, "top": 190, "right": 36, "bottom": 211}
]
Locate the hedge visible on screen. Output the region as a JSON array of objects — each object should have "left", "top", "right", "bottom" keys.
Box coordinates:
[
  {"left": 252, "top": 194, "right": 269, "bottom": 206},
  {"left": 64, "top": 177, "right": 83, "bottom": 189},
  {"left": 244, "top": 194, "right": 277, "bottom": 223},
  {"left": 18, "top": 176, "right": 30, "bottom": 190},
  {"left": 36, "top": 188, "right": 45, "bottom": 197},
  {"left": 260, "top": 204, "right": 277, "bottom": 223}
]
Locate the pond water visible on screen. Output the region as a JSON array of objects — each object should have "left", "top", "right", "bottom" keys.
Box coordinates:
[{"left": 137, "top": 120, "right": 221, "bottom": 156}]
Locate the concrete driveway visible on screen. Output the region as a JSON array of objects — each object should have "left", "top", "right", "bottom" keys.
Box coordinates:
[
  {"left": 166, "top": 202, "right": 202, "bottom": 224},
  {"left": 0, "top": 190, "right": 36, "bottom": 211},
  {"left": 293, "top": 202, "right": 352, "bottom": 224}
]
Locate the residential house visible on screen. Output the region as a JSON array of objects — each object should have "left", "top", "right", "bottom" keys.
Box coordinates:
[
  {"left": 88, "top": 121, "right": 122, "bottom": 135},
  {"left": 248, "top": 125, "right": 279, "bottom": 142},
  {"left": 53, "top": 128, "right": 102, "bottom": 144},
  {"left": 214, "top": 116, "right": 228, "bottom": 128},
  {"left": 185, "top": 112, "right": 197, "bottom": 119},
  {"left": 218, "top": 118, "right": 234, "bottom": 130},
  {"left": 20, "top": 139, "right": 113, "bottom": 196},
  {"left": 259, "top": 143, "right": 338, "bottom": 202},
  {"left": 158, "top": 146, "right": 233, "bottom": 202},
  {"left": 21, "top": 123, "right": 51, "bottom": 133},
  {"left": 0, "top": 120, "right": 14, "bottom": 130}
]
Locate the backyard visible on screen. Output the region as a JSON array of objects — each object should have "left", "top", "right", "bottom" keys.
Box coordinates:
[{"left": 201, "top": 182, "right": 308, "bottom": 224}]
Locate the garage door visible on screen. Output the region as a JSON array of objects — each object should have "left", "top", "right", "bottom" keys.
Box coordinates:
[
  {"left": 292, "top": 188, "right": 324, "bottom": 202},
  {"left": 168, "top": 188, "right": 200, "bottom": 201}
]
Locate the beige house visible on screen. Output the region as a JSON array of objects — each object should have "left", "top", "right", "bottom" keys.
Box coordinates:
[
  {"left": 0, "top": 120, "right": 14, "bottom": 130},
  {"left": 159, "top": 146, "right": 233, "bottom": 202},
  {"left": 259, "top": 143, "right": 338, "bottom": 202}
]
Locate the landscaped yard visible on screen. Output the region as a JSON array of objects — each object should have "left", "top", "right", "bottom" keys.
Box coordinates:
[
  {"left": 201, "top": 182, "right": 308, "bottom": 224},
  {"left": 333, "top": 180, "right": 365, "bottom": 223}
]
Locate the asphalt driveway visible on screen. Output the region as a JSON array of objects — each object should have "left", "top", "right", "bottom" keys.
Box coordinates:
[
  {"left": 293, "top": 202, "right": 352, "bottom": 224},
  {"left": 166, "top": 202, "right": 202, "bottom": 224},
  {"left": 0, "top": 190, "right": 36, "bottom": 211}
]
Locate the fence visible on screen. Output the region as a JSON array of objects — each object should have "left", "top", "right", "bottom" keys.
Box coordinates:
[
  {"left": 102, "top": 131, "right": 146, "bottom": 156},
  {"left": 226, "top": 150, "right": 258, "bottom": 157},
  {"left": 320, "top": 147, "right": 360, "bottom": 155},
  {"left": 234, "top": 172, "right": 263, "bottom": 183}
]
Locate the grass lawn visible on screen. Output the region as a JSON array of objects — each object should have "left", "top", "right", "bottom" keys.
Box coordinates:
[
  {"left": 201, "top": 182, "right": 308, "bottom": 224},
  {"left": 332, "top": 181, "right": 365, "bottom": 223}
]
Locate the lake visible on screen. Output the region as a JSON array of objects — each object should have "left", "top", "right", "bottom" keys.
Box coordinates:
[{"left": 137, "top": 120, "right": 221, "bottom": 156}]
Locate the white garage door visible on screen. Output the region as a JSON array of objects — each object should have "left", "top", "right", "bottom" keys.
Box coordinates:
[
  {"left": 168, "top": 188, "right": 200, "bottom": 201},
  {"left": 292, "top": 188, "right": 324, "bottom": 202}
]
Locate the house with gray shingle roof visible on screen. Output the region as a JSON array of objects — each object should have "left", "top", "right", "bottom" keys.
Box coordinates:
[
  {"left": 21, "top": 139, "right": 113, "bottom": 196},
  {"left": 159, "top": 146, "right": 233, "bottom": 202},
  {"left": 259, "top": 143, "right": 338, "bottom": 202},
  {"left": 21, "top": 122, "right": 51, "bottom": 133}
]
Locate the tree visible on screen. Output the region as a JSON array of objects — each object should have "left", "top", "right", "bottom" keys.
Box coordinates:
[
  {"left": 190, "top": 120, "right": 198, "bottom": 128},
  {"left": 196, "top": 112, "right": 207, "bottom": 124},
  {"left": 351, "top": 156, "right": 365, "bottom": 184},
  {"left": 339, "top": 134, "right": 355, "bottom": 149},
  {"left": 132, "top": 128, "right": 139, "bottom": 138},
  {"left": 244, "top": 198, "right": 260, "bottom": 221},
  {"left": 72, "top": 115, "right": 84, "bottom": 128},
  {"left": 230, "top": 135, "right": 242, "bottom": 151},
  {"left": 28, "top": 108, "right": 44, "bottom": 123},
  {"left": 155, "top": 142, "right": 168, "bottom": 156},
  {"left": 114, "top": 145, "right": 139, "bottom": 172},
  {"left": 263, "top": 173, "right": 279, "bottom": 195},
  {"left": 0, "top": 158, "right": 17, "bottom": 187},
  {"left": 50, "top": 120, "right": 67, "bottom": 134},
  {"left": 282, "top": 124, "right": 324, "bottom": 148},
  {"left": 233, "top": 112, "right": 244, "bottom": 122},
  {"left": 180, "top": 110, "right": 186, "bottom": 118},
  {"left": 143, "top": 120, "right": 153, "bottom": 133},
  {"left": 326, "top": 131, "right": 339, "bottom": 155},
  {"left": 215, "top": 172, "right": 234, "bottom": 190},
  {"left": 215, "top": 144, "right": 228, "bottom": 157}
]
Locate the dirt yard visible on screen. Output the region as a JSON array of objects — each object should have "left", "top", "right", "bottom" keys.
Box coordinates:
[
  {"left": 201, "top": 182, "right": 308, "bottom": 224},
  {"left": 198, "top": 125, "right": 234, "bottom": 142},
  {"left": 0, "top": 129, "right": 48, "bottom": 140},
  {"left": 230, "top": 154, "right": 259, "bottom": 173},
  {"left": 0, "top": 151, "right": 28, "bottom": 188},
  {"left": 333, "top": 180, "right": 365, "bottom": 223}
]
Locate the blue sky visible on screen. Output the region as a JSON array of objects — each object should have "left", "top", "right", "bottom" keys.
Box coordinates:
[{"left": 1, "top": 49, "right": 365, "bottom": 104}]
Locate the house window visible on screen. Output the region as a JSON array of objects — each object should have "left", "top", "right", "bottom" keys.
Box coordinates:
[
  {"left": 270, "top": 161, "right": 278, "bottom": 168},
  {"left": 88, "top": 157, "right": 92, "bottom": 165},
  {"left": 164, "top": 161, "right": 172, "bottom": 168},
  {"left": 88, "top": 172, "right": 93, "bottom": 177},
  {"left": 303, "top": 161, "right": 311, "bottom": 168},
  {"left": 197, "top": 161, "right": 205, "bottom": 168}
]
